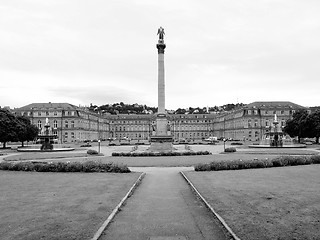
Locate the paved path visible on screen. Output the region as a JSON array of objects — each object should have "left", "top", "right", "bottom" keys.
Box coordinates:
[{"left": 99, "top": 167, "right": 230, "bottom": 240}]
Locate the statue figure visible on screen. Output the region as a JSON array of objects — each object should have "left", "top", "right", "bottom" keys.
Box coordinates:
[{"left": 157, "top": 27, "right": 165, "bottom": 41}]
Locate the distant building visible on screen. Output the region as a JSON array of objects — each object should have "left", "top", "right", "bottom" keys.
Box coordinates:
[
  {"left": 14, "top": 101, "right": 308, "bottom": 143},
  {"left": 14, "top": 103, "right": 109, "bottom": 143},
  {"left": 213, "top": 101, "right": 307, "bottom": 141}
]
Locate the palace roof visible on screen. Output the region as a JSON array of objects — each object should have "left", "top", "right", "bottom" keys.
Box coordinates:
[{"left": 244, "top": 101, "right": 306, "bottom": 109}]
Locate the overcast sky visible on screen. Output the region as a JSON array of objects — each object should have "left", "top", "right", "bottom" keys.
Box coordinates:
[{"left": 1, "top": 0, "right": 319, "bottom": 110}]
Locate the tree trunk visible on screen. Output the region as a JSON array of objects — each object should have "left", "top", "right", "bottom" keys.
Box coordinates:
[
  {"left": 316, "top": 137, "right": 319, "bottom": 144},
  {"left": 2, "top": 142, "right": 6, "bottom": 148},
  {"left": 21, "top": 141, "right": 24, "bottom": 147}
]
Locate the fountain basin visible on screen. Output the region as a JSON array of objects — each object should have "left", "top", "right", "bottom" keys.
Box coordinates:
[{"left": 17, "top": 147, "right": 75, "bottom": 152}]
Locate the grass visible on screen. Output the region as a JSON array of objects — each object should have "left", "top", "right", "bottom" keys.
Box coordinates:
[
  {"left": 184, "top": 165, "right": 320, "bottom": 240},
  {"left": 3, "top": 152, "right": 88, "bottom": 161},
  {"left": 0, "top": 171, "right": 141, "bottom": 240}
]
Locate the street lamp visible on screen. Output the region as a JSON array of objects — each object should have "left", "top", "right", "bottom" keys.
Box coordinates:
[{"left": 98, "top": 139, "right": 101, "bottom": 154}]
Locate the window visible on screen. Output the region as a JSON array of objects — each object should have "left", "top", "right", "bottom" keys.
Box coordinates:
[
  {"left": 64, "top": 132, "right": 68, "bottom": 138},
  {"left": 254, "top": 120, "right": 258, "bottom": 127},
  {"left": 71, "top": 120, "right": 75, "bottom": 128},
  {"left": 37, "top": 120, "right": 42, "bottom": 129},
  {"left": 38, "top": 112, "right": 41, "bottom": 116},
  {"left": 248, "top": 120, "right": 251, "bottom": 127},
  {"left": 71, "top": 132, "right": 75, "bottom": 138},
  {"left": 53, "top": 131, "right": 58, "bottom": 137},
  {"left": 265, "top": 110, "right": 268, "bottom": 114},
  {"left": 46, "top": 112, "right": 49, "bottom": 116},
  {"left": 273, "top": 111, "right": 277, "bottom": 114},
  {"left": 53, "top": 120, "right": 58, "bottom": 128},
  {"left": 54, "top": 111, "right": 57, "bottom": 116},
  {"left": 281, "top": 110, "right": 284, "bottom": 115},
  {"left": 65, "top": 120, "right": 68, "bottom": 128},
  {"left": 266, "top": 120, "right": 269, "bottom": 126}
]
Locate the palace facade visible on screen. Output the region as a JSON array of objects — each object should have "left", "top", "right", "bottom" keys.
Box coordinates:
[{"left": 14, "top": 101, "right": 307, "bottom": 143}]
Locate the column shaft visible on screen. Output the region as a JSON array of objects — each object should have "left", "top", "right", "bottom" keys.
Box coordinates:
[{"left": 158, "top": 53, "right": 165, "bottom": 114}]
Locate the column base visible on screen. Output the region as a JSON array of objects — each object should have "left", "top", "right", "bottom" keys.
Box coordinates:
[{"left": 149, "top": 135, "right": 173, "bottom": 152}]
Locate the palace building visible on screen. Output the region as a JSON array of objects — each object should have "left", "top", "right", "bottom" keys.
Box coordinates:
[{"left": 14, "top": 101, "right": 307, "bottom": 143}]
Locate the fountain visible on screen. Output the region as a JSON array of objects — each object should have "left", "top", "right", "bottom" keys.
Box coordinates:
[
  {"left": 17, "top": 118, "right": 75, "bottom": 152},
  {"left": 38, "top": 118, "right": 55, "bottom": 150},
  {"left": 249, "top": 114, "right": 305, "bottom": 148}
]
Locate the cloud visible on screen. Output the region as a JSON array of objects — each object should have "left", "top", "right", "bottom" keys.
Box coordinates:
[{"left": 1, "top": 0, "right": 320, "bottom": 109}]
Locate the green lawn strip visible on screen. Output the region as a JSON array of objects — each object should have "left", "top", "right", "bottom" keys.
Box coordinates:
[
  {"left": 43, "top": 154, "right": 282, "bottom": 167},
  {"left": 238, "top": 149, "right": 318, "bottom": 155},
  {"left": 0, "top": 171, "right": 141, "bottom": 240},
  {"left": 184, "top": 165, "right": 320, "bottom": 240},
  {"left": 3, "top": 152, "right": 88, "bottom": 161}
]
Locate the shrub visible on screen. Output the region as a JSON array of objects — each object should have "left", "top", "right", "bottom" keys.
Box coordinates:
[
  {"left": 231, "top": 142, "right": 243, "bottom": 145},
  {"left": 194, "top": 163, "right": 211, "bottom": 171},
  {"left": 87, "top": 149, "right": 98, "bottom": 155},
  {"left": 224, "top": 147, "right": 236, "bottom": 153},
  {"left": 110, "top": 150, "right": 211, "bottom": 157},
  {"left": 80, "top": 144, "right": 92, "bottom": 147},
  {"left": 1, "top": 161, "right": 131, "bottom": 173},
  {"left": 310, "top": 155, "right": 320, "bottom": 164}
]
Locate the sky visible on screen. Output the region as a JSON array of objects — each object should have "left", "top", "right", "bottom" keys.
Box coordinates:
[{"left": 1, "top": 0, "right": 319, "bottom": 110}]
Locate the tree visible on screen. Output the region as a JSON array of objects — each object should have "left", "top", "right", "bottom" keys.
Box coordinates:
[
  {"left": 283, "top": 110, "right": 309, "bottom": 143},
  {"left": 307, "top": 110, "right": 320, "bottom": 144},
  {"left": 16, "top": 116, "right": 39, "bottom": 147},
  {"left": 0, "top": 109, "right": 19, "bottom": 148}
]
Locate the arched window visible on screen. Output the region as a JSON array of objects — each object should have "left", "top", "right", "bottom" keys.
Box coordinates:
[
  {"left": 65, "top": 120, "right": 68, "bottom": 128},
  {"left": 71, "top": 120, "right": 75, "bottom": 128},
  {"left": 53, "top": 120, "right": 58, "bottom": 129}
]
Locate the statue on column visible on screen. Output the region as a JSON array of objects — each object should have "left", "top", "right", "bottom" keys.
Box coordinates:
[{"left": 157, "top": 27, "right": 165, "bottom": 42}]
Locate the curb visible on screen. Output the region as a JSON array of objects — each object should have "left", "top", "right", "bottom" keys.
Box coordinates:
[
  {"left": 180, "top": 171, "right": 241, "bottom": 240},
  {"left": 91, "top": 172, "right": 146, "bottom": 240}
]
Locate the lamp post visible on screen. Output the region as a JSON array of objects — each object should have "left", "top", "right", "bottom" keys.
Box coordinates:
[{"left": 98, "top": 139, "right": 101, "bottom": 154}]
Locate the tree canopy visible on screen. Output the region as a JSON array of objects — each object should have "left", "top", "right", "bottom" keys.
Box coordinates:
[
  {"left": 0, "top": 109, "right": 38, "bottom": 148},
  {"left": 284, "top": 110, "right": 320, "bottom": 143}
]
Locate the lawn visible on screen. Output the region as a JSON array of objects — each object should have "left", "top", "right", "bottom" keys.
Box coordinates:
[
  {"left": 3, "top": 151, "right": 88, "bottom": 161},
  {"left": 0, "top": 171, "right": 141, "bottom": 240},
  {"left": 4, "top": 153, "right": 288, "bottom": 167},
  {"left": 184, "top": 165, "right": 320, "bottom": 240}
]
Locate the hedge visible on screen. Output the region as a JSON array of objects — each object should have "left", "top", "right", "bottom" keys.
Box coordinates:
[
  {"left": 195, "top": 155, "right": 320, "bottom": 171},
  {"left": 0, "top": 160, "right": 130, "bottom": 173},
  {"left": 111, "top": 151, "right": 212, "bottom": 157}
]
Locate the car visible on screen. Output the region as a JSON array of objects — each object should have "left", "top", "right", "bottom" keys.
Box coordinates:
[{"left": 204, "top": 136, "right": 218, "bottom": 142}]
